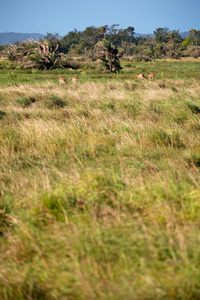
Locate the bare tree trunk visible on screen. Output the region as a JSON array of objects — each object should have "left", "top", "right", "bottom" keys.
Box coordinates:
[
  {"left": 109, "top": 59, "right": 112, "bottom": 72},
  {"left": 195, "top": 35, "right": 197, "bottom": 48}
]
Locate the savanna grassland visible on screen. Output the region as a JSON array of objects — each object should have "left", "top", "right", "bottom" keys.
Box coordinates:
[{"left": 0, "top": 58, "right": 200, "bottom": 299}]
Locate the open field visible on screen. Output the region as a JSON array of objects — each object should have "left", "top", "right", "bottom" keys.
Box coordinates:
[{"left": 0, "top": 59, "right": 200, "bottom": 299}]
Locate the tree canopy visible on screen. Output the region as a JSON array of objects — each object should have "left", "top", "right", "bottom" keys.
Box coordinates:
[{"left": 2, "top": 25, "right": 200, "bottom": 71}]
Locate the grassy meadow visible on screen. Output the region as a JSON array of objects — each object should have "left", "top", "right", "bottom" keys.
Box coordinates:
[{"left": 0, "top": 58, "right": 200, "bottom": 299}]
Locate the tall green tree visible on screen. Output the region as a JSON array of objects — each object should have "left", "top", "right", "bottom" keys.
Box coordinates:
[
  {"left": 123, "top": 26, "right": 135, "bottom": 43},
  {"left": 106, "top": 24, "right": 120, "bottom": 45},
  {"left": 81, "top": 26, "right": 99, "bottom": 46},
  {"left": 97, "top": 26, "right": 108, "bottom": 38},
  {"left": 189, "top": 29, "right": 198, "bottom": 47},
  {"left": 153, "top": 27, "right": 169, "bottom": 43},
  {"left": 94, "top": 39, "right": 122, "bottom": 73},
  {"left": 59, "top": 29, "right": 81, "bottom": 53}
]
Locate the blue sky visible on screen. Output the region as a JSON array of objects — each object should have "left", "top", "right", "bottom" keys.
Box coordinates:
[{"left": 1, "top": 0, "right": 199, "bottom": 36}]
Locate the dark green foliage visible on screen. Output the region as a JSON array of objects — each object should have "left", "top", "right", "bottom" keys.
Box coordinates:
[
  {"left": 191, "top": 152, "right": 200, "bottom": 168},
  {"left": 186, "top": 102, "right": 200, "bottom": 114},
  {"left": 17, "top": 96, "right": 36, "bottom": 108},
  {"left": 0, "top": 110, "right": 6, "bottom": 119},
  {"left": 47, "top": 96, "right": 67, "bottom": 108},
  {"left": 94, "top": 39, "right": 122, "bottom": 73},
  {"left": 2, "top": 25, "right": 200, "bottom": 65},
  {"left": 170, "top": 85, "right": 179, "bottom": 92},
  {"left": 153, "top": 27, "right": 169, "bottom": 43},
  {"left": 189, "top": 29, "right": 198, "bottom": 47},
  {"left": 59, "top": 29, "right": 81, "bottom": 53}
]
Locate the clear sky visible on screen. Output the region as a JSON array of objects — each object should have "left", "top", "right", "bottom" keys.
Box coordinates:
[{"left": 1, "top": 0, "right": 199, "bottom": 36}]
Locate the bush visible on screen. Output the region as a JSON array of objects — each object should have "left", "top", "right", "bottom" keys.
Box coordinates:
[
  {"left": 47, "top": 96, "right": 68, "bottom": 108},
  {"left": 63, "top": 59, "right": 84, "bottom": 69},
  {"left": 17, "top": 96, "right": 36, "bottom": 108},
  {"left": 191, "top": 50, "right": 200, "bottom": 58},
  {"left": 0, "top": 111, "right": 6, "bottom": 119},
  {"left": 186, "top": 102, "right": 200, "bottom": 114},
  {"left": 134, "top": 54, "right": 152, "bottom": 62}
]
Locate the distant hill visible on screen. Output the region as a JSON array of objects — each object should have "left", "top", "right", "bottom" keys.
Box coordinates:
[
  {"left": 0, "top": 32, "right": 46, "bottom": 45},
  {"left": 134, "top": 33, "right": 155, "bottom": 38},
  {"left": 180, "top": 31, "right": 190, "bottom": 39},
  {"left": 0, "top": 31, "right": 189, "bottom": 46},
  {"left": 135, "top": 32, "right": 189, "bottom": 39}
]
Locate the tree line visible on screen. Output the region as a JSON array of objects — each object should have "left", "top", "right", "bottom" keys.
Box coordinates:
[
  {"left": 1, "top": 25, "right": 200, "bottom": 72},
  {"left": 45, "top": 25, "right": 200, "bottom": 58}
]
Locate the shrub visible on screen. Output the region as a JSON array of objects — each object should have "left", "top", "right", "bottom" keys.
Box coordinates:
[
  {"left": 186, "top": 102, "right": 200, "bottom": 114},
  {"left": 47, "top": 96, "right": 67, "bottom": 108},
  {"left": 191, "top": 50, "right": 200, "bottom": 58},
  {"left": 17, "top": 96, "right": 36, "bottom": 108},
  {"left": 191, "top": 152, "right": 200, "bottom": 168},
  {"left": 0, "top": 110, "right": 6, "bottom": 119}
]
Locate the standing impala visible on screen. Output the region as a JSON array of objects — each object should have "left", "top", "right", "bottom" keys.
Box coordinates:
[
  {"left": 136, "top": 74, "right": 146, "bottom": 79},
  {"left": 71, "top": 75, "right": 79, "bottom": 84},
  {"left": 59, "top": 77, "right": 68, "bottom": 85},
  {"left": 148, "top": 73, "right": 156, "bottom": 79}
]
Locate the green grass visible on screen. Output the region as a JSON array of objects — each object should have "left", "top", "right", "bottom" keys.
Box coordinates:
[
  {"left": 0, "top": 57, "right": 200, "bottom": 86},
  {"left": 0, "top": 58, "right": 200, "bottom": 299}
]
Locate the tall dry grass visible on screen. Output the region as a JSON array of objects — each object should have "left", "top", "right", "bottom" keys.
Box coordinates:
[{"left": 0, "top": 75, "right": 200, "bottom": 299}]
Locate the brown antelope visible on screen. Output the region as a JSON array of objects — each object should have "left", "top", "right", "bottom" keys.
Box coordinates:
[
  {"left": 136, "top": 74, "right": 146, "bottom": 79},
  {"left": 71, "top": 75, "right": 79, "bottom": 84},
  {"left": 59, "top": 77, "right": 68, "bottom": 85},
  {"left": 148, "top": 73, "right": 156, "bottom": 79}
]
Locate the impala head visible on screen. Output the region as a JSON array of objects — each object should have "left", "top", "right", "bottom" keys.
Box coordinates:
[{"left": 59, "top": 77, "right": 68, "bottom": 85}]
